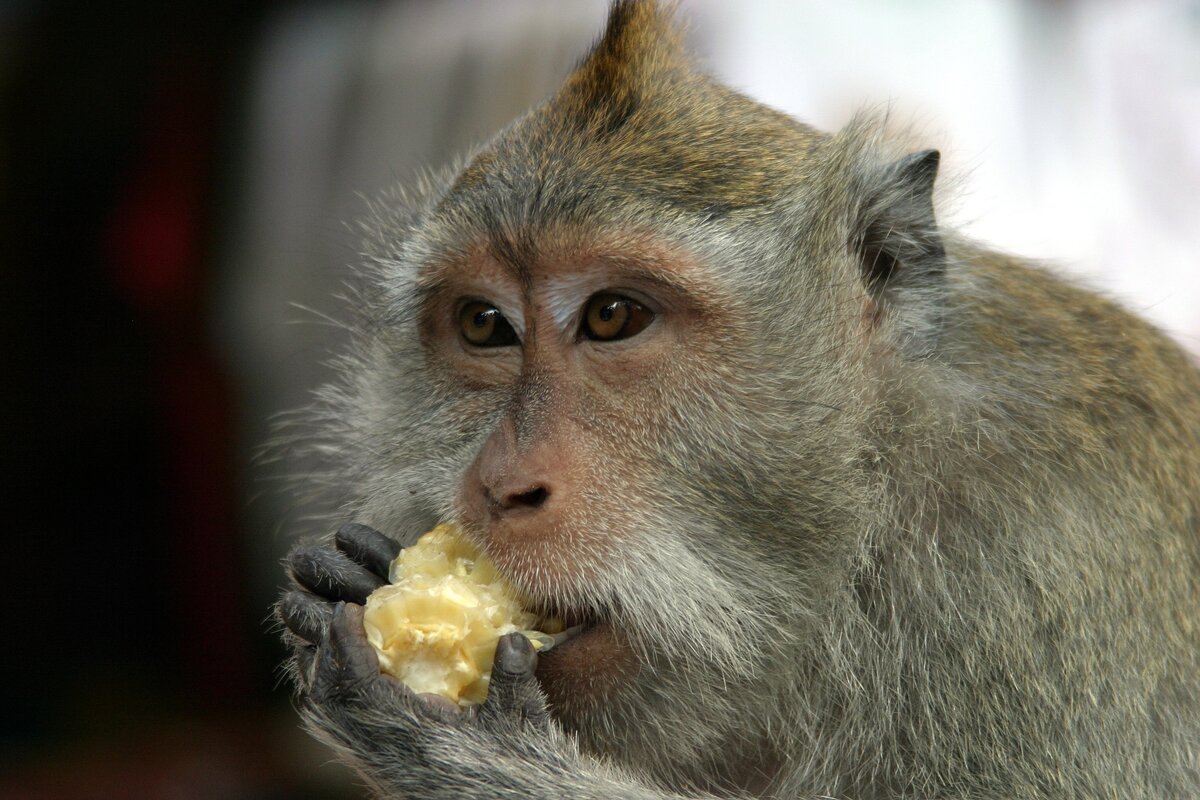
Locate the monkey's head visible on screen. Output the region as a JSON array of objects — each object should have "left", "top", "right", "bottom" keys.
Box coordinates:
[{"left": 322, "top": 0, "right": 945, "bottom": 786}]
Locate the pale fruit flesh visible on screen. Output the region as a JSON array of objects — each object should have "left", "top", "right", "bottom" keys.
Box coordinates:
[{"left": 362, "top": 523, "right": 558, "bottom": 707}]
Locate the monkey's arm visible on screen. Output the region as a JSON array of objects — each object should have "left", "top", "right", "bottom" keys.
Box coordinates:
[{"left": 278, "top": 525, "right": 718, "bottom": 800}]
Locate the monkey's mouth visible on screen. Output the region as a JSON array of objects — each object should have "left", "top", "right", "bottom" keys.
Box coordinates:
[
  {"left": 530, "top": 603, "right": 631, "bottom": 674},
  {"left": 522, "top": 595, "right": 636, "bottom": 703},
  {"left": 531, "top": 607, "right": 601, "bottom": 652},
  {"left": 531, "top": 612, "right": 631, "bottom": 707}
]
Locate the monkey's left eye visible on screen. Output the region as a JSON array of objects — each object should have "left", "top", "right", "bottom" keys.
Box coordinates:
[
  {"left": 582, "top": 293, "right": 655, "bottom": 342},
  {"left": 459, "top": 302, "right": 518, "bottom": 347}
]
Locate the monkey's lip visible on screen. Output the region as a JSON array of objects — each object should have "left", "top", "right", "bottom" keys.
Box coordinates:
[
  {"left": 533, "top": 621, "right": 631, "bottom": 706},
  {"left": 536, "top": 623, "right": 589, "bottom": 651},
  {"left": 531, "top": 608, "right": 602, "bottom": 653}
]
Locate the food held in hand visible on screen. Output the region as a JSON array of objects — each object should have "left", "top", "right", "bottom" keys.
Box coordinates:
[{"left": 363, "top": 523, "right": 561, "bottom": 707}]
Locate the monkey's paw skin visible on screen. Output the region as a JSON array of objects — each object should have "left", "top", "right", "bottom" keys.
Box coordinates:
[
  {"left": 303, "top": 602, "right": 552, "bottom": 732},
  {"left": 278, "top": 524, "right": 579, "bottom": 797},
  {"left": 279, "top": 521, "right": 398, "bottom": 670}
]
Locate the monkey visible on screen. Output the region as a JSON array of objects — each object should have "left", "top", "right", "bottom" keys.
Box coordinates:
[{"left": 275, "top": 1, "right": 1200, "bottom": 798}]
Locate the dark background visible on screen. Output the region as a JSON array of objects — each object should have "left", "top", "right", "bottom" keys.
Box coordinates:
[{"left": 0, "top": 2, "right": 353, "bottom": 797}]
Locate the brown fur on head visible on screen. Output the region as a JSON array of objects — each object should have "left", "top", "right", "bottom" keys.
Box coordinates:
[
  {"left": 296, "top": 1, "right": 1200, "bottom": 797},
  {"left": 449, "top": 0, "right": 822, "bottom": 231}
]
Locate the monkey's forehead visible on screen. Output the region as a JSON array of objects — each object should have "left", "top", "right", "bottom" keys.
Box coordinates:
[
  {"left": 405, "top": 0, "right": 838, "bottom": 280},
  {"left": 442, "top": 83, "right": 826, "bottom": 227},
  {"left": 406, "top": 94, "right": 835, "bottom": 295},
  {"left": 410, "top": 225, "right": 722, "bottom": 300}
]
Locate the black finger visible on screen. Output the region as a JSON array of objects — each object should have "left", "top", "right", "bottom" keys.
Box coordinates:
[
  {"left": 416, "top": 691, "right": 465, "bottom": 722},
  {"left": 335, "top": 522, "right": 402, "bottom": 579},
  {"left": 328, "top": 602, "right": 379, "bottom": 678},
  {"left": 278, "top": 590, "right": 333, "bottom": 644},
  {"left": 293, "top": 642, "right": 317, "bottom": 694},
  {"left": 288, "top": 545, "right": 386, "bottom": 604},
  {"left": 495, "top": 631, "right": 538, "bottom": 677},
  {"left": 312, "top": 602, "right": 381, "bottom": 704},
  {"left": 480, "top": 633, "right": 549, "bottom": 729}
]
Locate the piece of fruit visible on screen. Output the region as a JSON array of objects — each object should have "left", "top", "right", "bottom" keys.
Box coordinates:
[{"left": 363, "top": 523, "right": 558, "bottom": 707}]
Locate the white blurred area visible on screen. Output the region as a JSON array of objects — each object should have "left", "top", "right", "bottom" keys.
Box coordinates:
[
  {"left": 217, "top": 0, "right": 1199, "bottom": 577},
  {"left": 706, "top": 0, "right": 1200, "bottom": 350}
]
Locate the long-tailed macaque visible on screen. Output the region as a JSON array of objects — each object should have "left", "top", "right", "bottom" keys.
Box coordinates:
[{"left": 278, "top": 2, "right": 1200, "bottom": 797}]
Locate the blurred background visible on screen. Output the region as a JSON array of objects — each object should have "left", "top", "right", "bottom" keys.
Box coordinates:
[{"left": 1, "top": 0, "right": 1196, "bottom": 797}]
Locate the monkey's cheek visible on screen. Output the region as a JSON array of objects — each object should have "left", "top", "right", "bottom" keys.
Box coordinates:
[{"left": 534, "top": 622, "right": 636, "bottom": 710}]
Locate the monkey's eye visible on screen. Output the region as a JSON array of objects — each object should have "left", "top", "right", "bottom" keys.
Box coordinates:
[
  {"left": 458, "top": 302, "right": 518, "bottom": 347},
  {"left": 582, "top": 293, "right": 654, "bottom": 342}
]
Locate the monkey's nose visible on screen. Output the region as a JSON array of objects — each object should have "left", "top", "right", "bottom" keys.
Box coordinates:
[{"left": 489, "top": 483, "right": 551, "bottom": 515}]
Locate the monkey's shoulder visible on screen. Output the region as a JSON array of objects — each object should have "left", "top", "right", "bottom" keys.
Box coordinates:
[{"left": 943, "top": 242, "right": 1200, "bottom": 457}]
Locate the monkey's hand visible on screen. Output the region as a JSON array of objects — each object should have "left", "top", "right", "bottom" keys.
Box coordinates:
[
  {"left": 277, "top": 524, "right": 678, "bottom": 800},
  {"left": 278, "top": 521, "right": 399, "bottom": 695}
]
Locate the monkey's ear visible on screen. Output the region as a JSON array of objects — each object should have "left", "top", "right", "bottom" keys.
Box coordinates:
[{"left": 853, "top": 149, "right": 945, "bottom": 315}]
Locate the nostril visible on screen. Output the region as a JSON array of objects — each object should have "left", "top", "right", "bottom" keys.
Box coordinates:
[{"left": 505, "top": 485, "right": 549, "bottom": 510}]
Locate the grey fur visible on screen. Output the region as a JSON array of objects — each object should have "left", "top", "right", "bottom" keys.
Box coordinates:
[{"left": 278, "top": 2, "right": 1200, "bottom": 798}]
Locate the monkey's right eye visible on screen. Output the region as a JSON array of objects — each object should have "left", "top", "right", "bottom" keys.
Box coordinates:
[{"left": 458, "top": 302, "right": 518, "bottom": 348}]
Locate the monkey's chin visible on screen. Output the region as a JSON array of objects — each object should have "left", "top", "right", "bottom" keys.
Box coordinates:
[{"left": 534, "top": 622, "right": 636, "bottom": 711}]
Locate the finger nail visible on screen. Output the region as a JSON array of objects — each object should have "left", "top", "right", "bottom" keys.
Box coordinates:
[{"left": 495, "top": 633, "right": 535, "bottom": 674}]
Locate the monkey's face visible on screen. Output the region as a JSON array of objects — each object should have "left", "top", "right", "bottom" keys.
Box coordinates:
[
  {"left": 364, "top": 219, "right": 857, "bottom": 748},
  {"left": 414, "top": 233, "right": 725, "bottom": 700},
  {"left": 334, "top": 33, "right": 880, "bottom": 770},
  {"left": 334, "top": 175, "right": 874, "bottom": 786}
]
